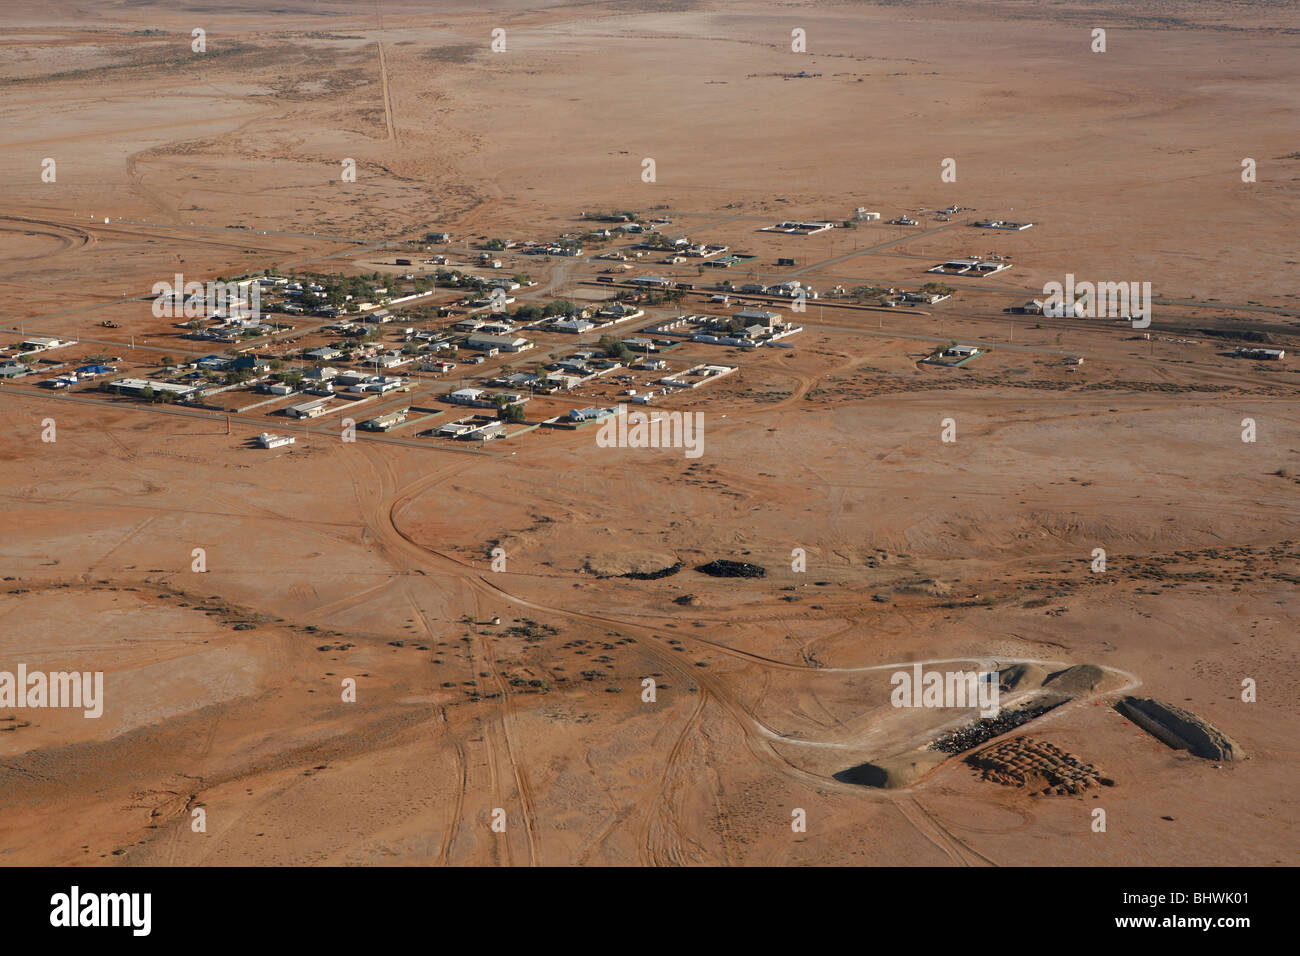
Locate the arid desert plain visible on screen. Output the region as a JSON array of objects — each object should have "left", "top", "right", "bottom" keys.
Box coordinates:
[{"left": 0, "top": 0, "right": 1297, "bottom": 866}]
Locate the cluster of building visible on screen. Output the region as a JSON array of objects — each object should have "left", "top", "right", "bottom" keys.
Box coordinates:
[
  {"left": 567, "top": 405, "right": 619, "bottom": 423},
  {"left": 37, "top": 363, "right": 115, "bottom": 389},
  {"left": 657, "top": 363, "right": 738, "bottom": 388},
  {"left": 820, "top": 285, "right": 951, "bottom": 307},
  {"left": 451, "top": 345, "right": 635, "bottom": 403},
  {"left": 973, "top": 219, "right": 1033, "bottom": 230},
  {"left": 923, "top": 344, "right": 984, "bottom": 366},
  {"left": 181, "top": 315, "right": 279, "bottom": 343},
  {"left": 633, "top": 236, "right": 732, "bottom": 265},
  {"left": 650, "top": 310, "right": 803, "bottom": 348},
  {"left": 0, "top": 337, "right": 88, "bottom": 380},
  {"left": 717, "top": 279, "right": 817, "bottom": 300},
  {"left": 426, "top": 415, "right": 505, "bottom": 441},
  {"left": 542, "top": 302, "right": 643, "bottom": 334},
  {"left": 521, "top": 241, "right": 583, "bottom": 257},
  {"left": 246, "top": 274, "right": 434, "bottom": 322},
  {"left": 446, "top": 387, "right": 529, "bottom": 408},
  {"left": 760, "top": 221, "right": 836, "bottom": 236},
  {"left": 1234, "top": 346, "right": 1285, "bottom": 361},
  {"left": 926, "top": 256, "right": 1012, "bottom": 278}
]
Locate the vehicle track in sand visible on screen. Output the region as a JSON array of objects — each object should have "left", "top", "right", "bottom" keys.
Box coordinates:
[
  {"left": 891, "top": 795, "right": 999, "bottom": 867},
  {"left": 577, "top": 746, "right": 640, "bottom": 866},
  {"left": 376, "top": 40, "right": 397, "bottom": 143},
  {"left": 479, "top": 711, "right": 509, "bottom": 867},
  {"left": 639, "top": 688, "right": 707, "bottom": 867},
  {"left": 476, "top": 631, "right": 540, "bottom": 866},
  {"left": 164, "top": 668, "right": 239, "bottom": 865},
  {"left": 435, "top": 736, "right": 468, "bottom": 866},
  {"left": 84, "top": 513, "right": 161, "bottom": 576},
  {"left": 0, "top": 216, "right": 92, "bottom": 262}
]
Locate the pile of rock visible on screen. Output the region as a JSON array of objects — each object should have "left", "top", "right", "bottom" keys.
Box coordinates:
[{"left": 967, "top": 736, "right": 1111, "bottom": 796}]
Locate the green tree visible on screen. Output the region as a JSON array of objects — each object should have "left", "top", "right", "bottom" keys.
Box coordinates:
[{"left": 598, "top": 335, "right": 632, "bottom": 363}]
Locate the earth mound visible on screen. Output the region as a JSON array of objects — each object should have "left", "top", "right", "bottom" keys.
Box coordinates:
[
  {"left": 998, "top": 663, "right": 1050, "bottom": 692},
  {"left": 1044, "top": 664, "right": 1106, "bottom": 694},
  {"left": 834, "top": 751, "right": 950, "bottom": 789},
  {"left": 1116, "top": 697, "right": 1246, "bottom": 761},
  {"left": 582, "top": 551, "right": 679, "bottom": 577},
  {"left": 896, "top": 577, "right": 952, "bottom": 597}
]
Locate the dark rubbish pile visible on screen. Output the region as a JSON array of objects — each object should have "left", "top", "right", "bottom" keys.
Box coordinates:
[
  {"left": 695, "top": 560, "right": 766, "bottom": 578},
  {"left": 621, "top": 563, "right": 682, "bottom": 580},
  {"left": 928, "top": 699, "right": 1064, "bottom": 755}
]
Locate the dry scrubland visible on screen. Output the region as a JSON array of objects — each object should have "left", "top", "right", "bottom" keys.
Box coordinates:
[{"left": 0, "top": 0, "right": 1297, "bottom": 865}]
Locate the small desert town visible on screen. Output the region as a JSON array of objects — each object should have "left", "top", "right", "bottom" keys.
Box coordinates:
[{"left": 0, "top": 0, "right": 1292, "bottom": 923}]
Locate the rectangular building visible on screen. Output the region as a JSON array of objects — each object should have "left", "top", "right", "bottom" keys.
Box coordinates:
[
  {"left": 466, "top": 333, "right": 532, "bottom": 353},
  {"left": 286, "top": 398, "right": 330, "bottom": 418}
]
